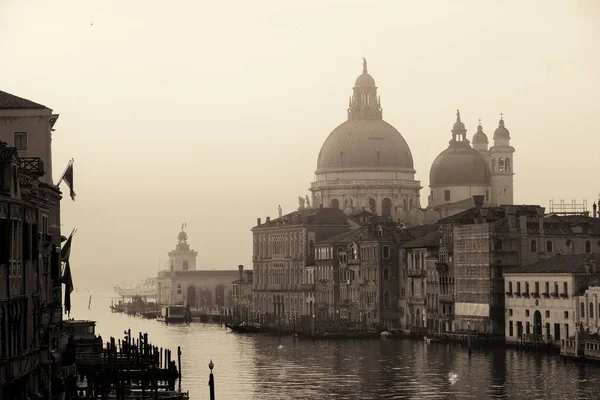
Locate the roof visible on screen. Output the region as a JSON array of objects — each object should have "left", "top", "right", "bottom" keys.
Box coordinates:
[
  {"left": 439, "top": 206, "right": 503, "bottom": 224},
  {"left": 316, "top": 119, "right": 414, "bottom": 174},
  {"left": 400, "top": 230, "right": 439, "bottom": 249},
  {"left": 316, "top": 226, "right": 378, "bottom": 245},
  {"left": 429, "top": 142, "right": 491, "bottom": 186},
  {"left": 254, "top": 207, "right": 349, "bottom": 229},
  {"left": 504, "top": 253, "right": 600, "bottom": 275},
  {"left": 0, "top": 90, "right": 47, "bottom": 110}
]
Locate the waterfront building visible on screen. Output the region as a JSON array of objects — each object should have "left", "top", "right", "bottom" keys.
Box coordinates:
[
  {"left": 309, "top": 60, "right": 423, "bottom": 223},
  {"left": 0, "top": 90, "right": 60, "bottom": 185},
  {"left": 251, "top": 208, "right": 349, "bottom": 317},
  {"left": 0, "top": 139, "right": 63, "bottom": 398},
  {"left": 312, "top": 217, "right": 400, "bottom": 329},
  {"left": 429, "top": 112, "right": 515, "bottom": 219},
  {"left": 504, "top": 253, "right": 600, "bottom": 347},
  {"left": 400, "top": 231, "right": 439, "bottom": 332},
  {"left": 446, "top": 197, "right": 600, "bottom": 335},
  {"left": 156, "top": 227, "right": 237, "bottom": 310},
  {"left": 232, "top": 265, "right": 253, "bottom": 319}
]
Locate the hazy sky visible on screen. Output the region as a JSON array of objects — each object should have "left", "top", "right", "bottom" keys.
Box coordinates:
[{"left": 1, "top": 1, "right": 599, "bottom": 285}]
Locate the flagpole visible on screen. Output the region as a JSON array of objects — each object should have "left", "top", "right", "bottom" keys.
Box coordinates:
[{"left": 56, "top": 158, "right": 74, "bottom": 186}]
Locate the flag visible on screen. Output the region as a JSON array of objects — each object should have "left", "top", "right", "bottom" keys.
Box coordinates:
[
  {"left": 61, "top": 231, "right": 73, "bottom": 263},
  {"left": 63, "top": 260, "right": 74, "bottom": 314},
  {"left": 61, "top": 229, "right": 75, "bottom": 314},
  {"left": 60, "top": 160, "right": 76, "bottom": 201}
]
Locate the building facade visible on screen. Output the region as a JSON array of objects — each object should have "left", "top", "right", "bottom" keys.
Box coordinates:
[
  {"left": 504, "top": 253, "right": 600, "bottom": 347},
  {"left": 0, "top": 139, "right": 63, "bottom": 398},
  {"left": 429, "top": 111, "right": 515, "bottom": 219},
  {"left": 232, "top": 265, "right": 253, "bottom": 320},
  {"left": 0, "top": 90, "right": 60, "bottom": 185},
  {"left": 157, "top": 228, "right": 237, "bottom": 310},
  {"left": 310, "top": 60, "right": 422, "bottom": 223},
  {"left": 252, "top": 208, "right": 349, "bottom": 317}
]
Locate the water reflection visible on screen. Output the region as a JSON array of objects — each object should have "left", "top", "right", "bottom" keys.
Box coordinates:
[{"left": 71, "top": 292, "right": 600, "bottom": 399}]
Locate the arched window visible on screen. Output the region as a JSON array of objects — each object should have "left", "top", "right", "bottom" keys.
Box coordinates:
[
  {"left": 495, "top": 239, "right": 503, "bottom": 251},
  {"left": 383, "top": 267, "right": 389, "bottom": 280},
  {"left": 530, "top": 240, "right": 537, "bottom": 253},
  {"left": 499, "top": 158, "right": 504, "bottom": 172},
  {"left": 546, "top": 241, "right": 553, "bottom": 253},
  {"left": 590, "top": 302, "right": 594, "bottom": 319},
  {"left": 505, "top": 158, "right": 511, "bottom": 172},
  {"left": 377, "top": 226, "right": 384, "bottom": 237},
  {"left": 565, "top": 240, "right": 571, "bottom": 247},
  {"left": 585, "top": 240, "right": 591, "bottom": 253},
  {"left": 581, "top": 302, "right": 585, "bottom": 318},
  {"left": 330, "top": 199, "right": 339, "bottom": 209},
  {"left": 383, "top": 291, "right": 390, "bottom": 308},
  {"left": 381, "top": 198, "right": 392, "bottom": 217},
  {"left": 309, "top": 240, "right": 315, "bottom": 259}
]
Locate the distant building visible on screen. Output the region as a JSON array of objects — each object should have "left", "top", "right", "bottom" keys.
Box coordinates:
[
  {"left": 0, "top": 90, "right": 60, "bottom": 185},
  {"left": 157, "top": 228, "right": 237, "bottom": 310},
  {"left": 429, "top": 112, "right": 515, "bottom": 219},
  {"left": 309, "top": 60, "right": 423, "bottom": 223},
  {"left": 0, "top": 140, "right": 63, "bottom": 398},
  {"left": 400, "top": 231, "right": 439, "bottom": 331},
  {"left": 504, "top": 253, "right": 600, "bottom": 347},
  {"left": 232, "top": 265, "right": 253, "bottom": 319},
  {"left": 251, "top": 208, "right": 349, "bottom": 317},
  {"left": 312, "top": 218, "right": 400, "bottom": 329}
]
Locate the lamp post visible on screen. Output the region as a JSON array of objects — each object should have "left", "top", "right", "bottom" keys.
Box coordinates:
[{"left": 208, "top": 359, "right": 215, "bottom": 400}]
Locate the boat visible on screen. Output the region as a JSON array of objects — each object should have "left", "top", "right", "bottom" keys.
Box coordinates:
[
  {"left": 225, "top": 321, "right": 263, "bottom": 333},
  {"left": 156, "top": 305, "right": 191, "bottom": 324},
  {"left": 106, "top": 390, "right": 189, "bottom": 399},
  {"left": 114, "top": 278, "right": 158, "bottom": 298},
  {"left": 140, "top": 311, "right": 160, "bottom": 319}
]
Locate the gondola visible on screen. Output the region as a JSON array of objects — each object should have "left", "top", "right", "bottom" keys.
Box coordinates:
[{"left": 225, "top": 321, "right": 263, "bottom": 333}]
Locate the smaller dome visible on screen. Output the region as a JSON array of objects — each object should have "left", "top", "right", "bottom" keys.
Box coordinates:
[
  {"left": 494, "top": 119, "right": 510, "bottom": 140},
  {"left": 430, "top": 143, "right": 492, "bottom": 186},
  {"left": 178, "top": 230, "right": 188, "bottom": 242},
  {"left": 452, "top": 109, "right": 466, "bottom": 132},
  {"left": 472, "top": 124, "right": 488, "bottom": 144},
  {"left": 408, "top": 208, "right": 425, "bottom": 226},
  {"left": 355, "top": 73, "right": 375, "bottom": 88}
]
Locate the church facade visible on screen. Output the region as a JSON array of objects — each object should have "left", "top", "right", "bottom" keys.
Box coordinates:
[
  {"left": 310, "top": 59, "right": 424, "bottom": 225},
  {"left": 428, "top": 110, "right": 515, "bottom": 219}
]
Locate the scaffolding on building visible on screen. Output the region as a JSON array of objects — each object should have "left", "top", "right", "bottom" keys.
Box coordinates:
[{"left": 548, "top": 199, "right": 589, "bottom": 217}]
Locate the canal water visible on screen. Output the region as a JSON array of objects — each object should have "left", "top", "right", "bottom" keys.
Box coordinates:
[{"left": 71, "top": 291, "right": 600, "bottom": 399}]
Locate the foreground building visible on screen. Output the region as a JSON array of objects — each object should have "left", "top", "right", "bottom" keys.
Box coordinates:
[
  {"left": 504, "top": 253, "right": 600, "bottom": 347},
  {"left": 232, "top": 265, "right": 253, "bottom": 319},
  {"left": 0, "top": 142, "right": 63, "bottom": 395}
]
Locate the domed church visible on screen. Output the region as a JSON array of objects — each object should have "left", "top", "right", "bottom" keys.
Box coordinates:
[
  {"left": 428, "top": 110, "right": 515, "bottom": 218},
  {"left": 310, "top": 59, "right": 422, "bottom": 223}
]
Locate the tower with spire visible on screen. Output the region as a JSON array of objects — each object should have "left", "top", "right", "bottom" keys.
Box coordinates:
[{"left": 489, "top": 114, "right": 515, "bottom": 205}]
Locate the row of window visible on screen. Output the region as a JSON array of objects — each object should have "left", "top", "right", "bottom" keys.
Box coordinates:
[
  {"left": 507, "top": 320, "right": 565, "bottom": 340},
  {"left": 492, "top": 157, "right": 511, "bottom": 172},
  {"left": 528, "top": 239, "right": 593, "bottom": 253},
  {"left": 507, "top": 281, "right": 568, "bottom": 296},
  {"left": 316, "top": 244, "right": 391, "bottom": 261}
]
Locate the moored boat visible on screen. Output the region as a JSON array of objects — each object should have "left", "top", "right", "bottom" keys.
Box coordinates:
[
  {"left": 156, "top": 305, "right": 191, "bottom": 324},
  {"left": 226, "top": 321, "right": 263, "bottom": 333}
]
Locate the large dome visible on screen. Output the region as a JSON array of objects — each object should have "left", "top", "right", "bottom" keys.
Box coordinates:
[
  {"left": 316, "top": 119, "right": 414, "bottom": 173},
  {"left": 430, "top": 142, "right": 491, "bottom": 186}
]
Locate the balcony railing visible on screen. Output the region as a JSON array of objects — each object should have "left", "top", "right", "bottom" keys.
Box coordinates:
[
  {"left": 407, "top": 269, "right": 426, "bottom": 278},
  {"left": 19, "top": 157, "right": 45, "bottom": 177}
]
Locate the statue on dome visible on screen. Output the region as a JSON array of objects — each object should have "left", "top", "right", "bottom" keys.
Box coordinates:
[
  {"left": 305, "top": 195, "right": 311, "bottom": 209},
  {"left": 298, "top": 196, "right": 305, "bottom": 210},
  {"left": 362, "top": 57, "right": 368, "bottom": 74},
  {"left": 278, "top": 205, "right": 282, "bottom": 218}
]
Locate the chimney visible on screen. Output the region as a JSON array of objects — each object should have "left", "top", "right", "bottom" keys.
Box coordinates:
[
  {"left": 594, "top": 203, "right": 597, "bottom": 218},
  {"left": 238, "top": 264, "right": 244, "bottom": 281},
  {"left": 473, "top": 195, "right": 484, "bottom": 224},
  {"left": 266, "top": 216, "right": 270, "bottom": 223},
  {"left": 257, "top": 218, "right": 261, "bottom": 226},
  {"left": 537, "top": 207, "right": 545, "bottom": 235}
]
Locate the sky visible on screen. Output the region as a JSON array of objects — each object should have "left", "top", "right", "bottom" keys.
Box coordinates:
[{"left": 1, "top": 1, "right": 599, "bottom": 287}]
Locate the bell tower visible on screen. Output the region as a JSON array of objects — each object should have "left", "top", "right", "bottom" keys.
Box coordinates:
[{"left": 489, "top": 114, "right": 515, "bottom": 205}]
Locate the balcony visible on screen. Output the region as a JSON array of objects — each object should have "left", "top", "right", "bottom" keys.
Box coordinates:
[
  {"left": 19, "top": 157, "right": 45, "bottom": 177},
  {"left": 407, "top": 269, "right": 426, "bottom": 278},
  {"left": 300, "top": 284, "right": 315, "bottom": 291},
  {"left": 439, "top": 294, "right": 453, "bottom": 303}
]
